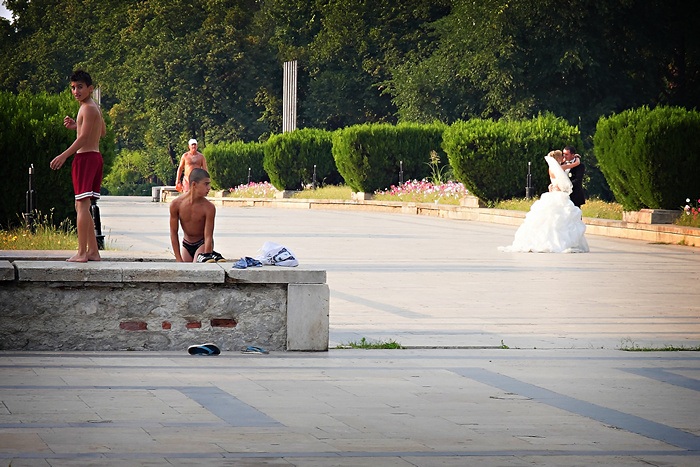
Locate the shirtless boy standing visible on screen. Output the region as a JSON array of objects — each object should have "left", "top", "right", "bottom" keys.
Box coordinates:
[
  {"left": 169, "top": 168, "right": 225, "bottom": 263},
  {"left": 49, "top": 70, "right": 106, "bottom": 263},
  {"left": 176, "top": 139, "right": 208, "bottom": 193}
]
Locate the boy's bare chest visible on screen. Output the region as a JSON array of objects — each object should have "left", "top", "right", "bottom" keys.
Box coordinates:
[{"left": 180, "top": 207, "right": 206, "bottom": 224}]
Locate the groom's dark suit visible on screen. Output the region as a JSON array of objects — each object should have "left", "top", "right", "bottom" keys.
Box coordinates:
[{"left": 568, "top": 162, "right": 585, "bottom": 207}]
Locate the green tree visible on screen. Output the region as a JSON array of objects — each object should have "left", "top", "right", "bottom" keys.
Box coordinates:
[
  {"left": 257, "top": 0, "right": 449, "bottom": 130},
  {"left": 390, "top": 0, "right": 700, "bottom": 139},
  {"left": 102, "top": 149, "right": 169, "bottom": 195}
]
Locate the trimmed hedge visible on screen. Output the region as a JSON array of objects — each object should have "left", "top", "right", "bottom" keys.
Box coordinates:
[
  {"left": 332, "top": 122, "right": 447, "bottom": 193},
  {"left": 263, "top": 129, "right": 340, "bottom": 191},
  {"left": 594, "top": 106, "right": 700, "bottom": 211},
  {"left": 443, "top": 114, "right": 582, "bottom": 203},
  {"left": 0, "top": 90, "right": 115, "bottom": 228},
  {"left": 204, "top": 141, "right": 268, "bottom": 190}
]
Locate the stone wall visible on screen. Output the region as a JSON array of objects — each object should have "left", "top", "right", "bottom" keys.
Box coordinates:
[{"left": 0, "top": 260, "right": 329, "bottom": 352}]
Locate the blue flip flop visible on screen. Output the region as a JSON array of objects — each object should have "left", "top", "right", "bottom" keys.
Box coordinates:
[
  {"left": 242, "top": 346, "right": 268, "bottom": 354},
  {"left": 187, "top": 343, "right": 221, "bottom": 355}
]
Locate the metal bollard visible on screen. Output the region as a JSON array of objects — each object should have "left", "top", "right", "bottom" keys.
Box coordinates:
[
  {"left": 90, "top": 198, "right": 105, "bottom": 250},
  {"left": 399, "top": 160, "right": 404, "bottom": 185},
  {"left": 23, "top": 164, "right": 37, "bottom": 232},
  {"left": 525, "top": 161, "right": 533, "bottom": 199}
]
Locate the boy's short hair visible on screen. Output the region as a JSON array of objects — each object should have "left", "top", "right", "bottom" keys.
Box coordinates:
[
  {"left": 70, "top": 69, "right": 93, "bottom": 86},
  {"left": 189, "top": 168, "right": 210, "bottom": 184}
]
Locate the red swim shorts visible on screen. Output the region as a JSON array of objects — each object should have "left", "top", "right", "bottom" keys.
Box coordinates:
[{"left": 72, "top": 151, "right": 104, "bottom": 201}]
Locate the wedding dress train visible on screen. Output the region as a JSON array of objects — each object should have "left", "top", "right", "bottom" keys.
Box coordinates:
[{"left": 499, "top": 155, "right": 589, "bottom": 253}]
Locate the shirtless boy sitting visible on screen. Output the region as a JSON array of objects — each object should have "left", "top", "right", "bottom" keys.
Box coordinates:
[
  {"left": 176, "top": 139, "right": 207, "bottom": 193},
  {"left": 169, "top": 168, "right": 225, "bottom": 263}
]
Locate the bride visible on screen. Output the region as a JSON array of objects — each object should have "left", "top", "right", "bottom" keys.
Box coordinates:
[{"left": 499, "top": 150, "right": 589, "bottom": 253}]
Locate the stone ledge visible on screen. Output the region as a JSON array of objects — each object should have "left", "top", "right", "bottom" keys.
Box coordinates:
[
  {"left": 12, "top": 261, "right": 225, "bottom": 283},
  {"left": 8, "top": 260, "right": 326, "bottom": 285},
  {"left": 0, "top": 250, "right": 174, "bottom": 262},
  {"left": 227, "top": 267, "right": 326, "bottom": 284}
]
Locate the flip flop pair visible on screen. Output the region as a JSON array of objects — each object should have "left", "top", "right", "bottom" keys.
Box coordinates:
[{"left": 242, "top": 346, "right": 268, "bottom": 354}]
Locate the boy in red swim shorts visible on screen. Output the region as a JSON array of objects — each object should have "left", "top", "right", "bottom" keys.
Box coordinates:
[{"left": 50, "top": 70, "right": 107, "bottom": 262}]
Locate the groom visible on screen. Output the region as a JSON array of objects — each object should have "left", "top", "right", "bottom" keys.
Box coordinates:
[{"left": 563, "top": 146, "right": 585, "bottom": 207}]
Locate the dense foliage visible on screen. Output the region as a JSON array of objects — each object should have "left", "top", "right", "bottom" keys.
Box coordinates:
[
  {"left": 2, "top": 0, "right": 696, "bottom": 149},
  {"left": 101, "top": 149, "right": 171, "bottom": 195},
  {"left": 1, "top": 0, "right": 697, "bottom": 210},
  {"left": 443, "top": 114, "right": 582, "bottom": 203},
  {"left": 594, "top": 106, "right": 700, "bottom": 211},
  {"left": 0, "top": 90, "right": 115, "bottom": 228},
  {"left": 390, "top": 0, "right": 699, "bottom": 140},
  {"left": 332, "top": 122, "right": 446, "bottom": 193},
  {"left": 205, "top": 141, "right": 268, "bottom": 191},
  {"left": 263, "top": 129, "right": 338, "bottom": 191}
]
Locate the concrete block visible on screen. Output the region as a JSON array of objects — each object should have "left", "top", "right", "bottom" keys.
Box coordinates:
[
  {"left": 460, "top": 195, "right": 485, "bottom": 208},
  {"left": 121, "top": 262, "right": 225, "bottom": 283},
  {"left": 274, "top": 190, "right": 298, "bottom": 199},
  {"left": 286, "top": 283, "right": 329, "bottom": 351},
  {"left": 0, "top": 261, "right": 15, "bottom": 281},
  {"left": 623, "top": 209, "right": 681, "bottom": 224},
  {"left": 226, "top": 266, "right": 326, "bottom": 284},
  {"left": 14, "top": 261, "right": 123, "bottom": 282},
  {"left": 352, "top": 192, "right": 373, "bottom": 201}
]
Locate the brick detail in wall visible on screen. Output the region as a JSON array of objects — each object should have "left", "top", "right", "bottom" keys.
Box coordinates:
[
  {"left": 121, "top": 320, "right": 235, "bottom": 331},
  {"left": 211, "top": 318, "right": 237, "bottom": 328},
  {"left": 120, "top": 321, "right": 148, "bottom": 331}
]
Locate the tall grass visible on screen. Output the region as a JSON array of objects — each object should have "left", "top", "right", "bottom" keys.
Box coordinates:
[
  {"left": 0, "top": 210, "right": 78, "bottom": 250},
  {"left": 293, "top": 185, "right": 353, "bottom": 200}
]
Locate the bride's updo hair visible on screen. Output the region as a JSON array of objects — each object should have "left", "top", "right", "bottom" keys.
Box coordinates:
[{"left": 548, "top": 150, "right": 563, "bottom": 162}]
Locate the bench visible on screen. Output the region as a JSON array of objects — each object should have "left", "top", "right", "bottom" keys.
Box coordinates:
[
  {"left": 152, "top": 186, "right": 180, "bottom": 202},
  {"left": 0, "top": 260, "right": 329, "bottom": 352}
]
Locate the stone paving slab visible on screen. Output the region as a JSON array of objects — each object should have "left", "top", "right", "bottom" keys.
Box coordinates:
[{"left": 0, "top": 350, "right": 699, "bottom": 466}]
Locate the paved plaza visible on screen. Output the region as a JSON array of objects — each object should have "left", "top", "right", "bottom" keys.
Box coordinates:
[{"left": 1, "top": 195, "right": 699, "bottom": 465}]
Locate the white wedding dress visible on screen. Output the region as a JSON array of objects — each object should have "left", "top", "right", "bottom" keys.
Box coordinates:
[{"left": 499, "top": 156, "right": 589, "bottom": 253}]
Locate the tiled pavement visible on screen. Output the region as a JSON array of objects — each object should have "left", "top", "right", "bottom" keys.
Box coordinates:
[{"left": 1, "top": 196, "right": 699, "bottom": 466}]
